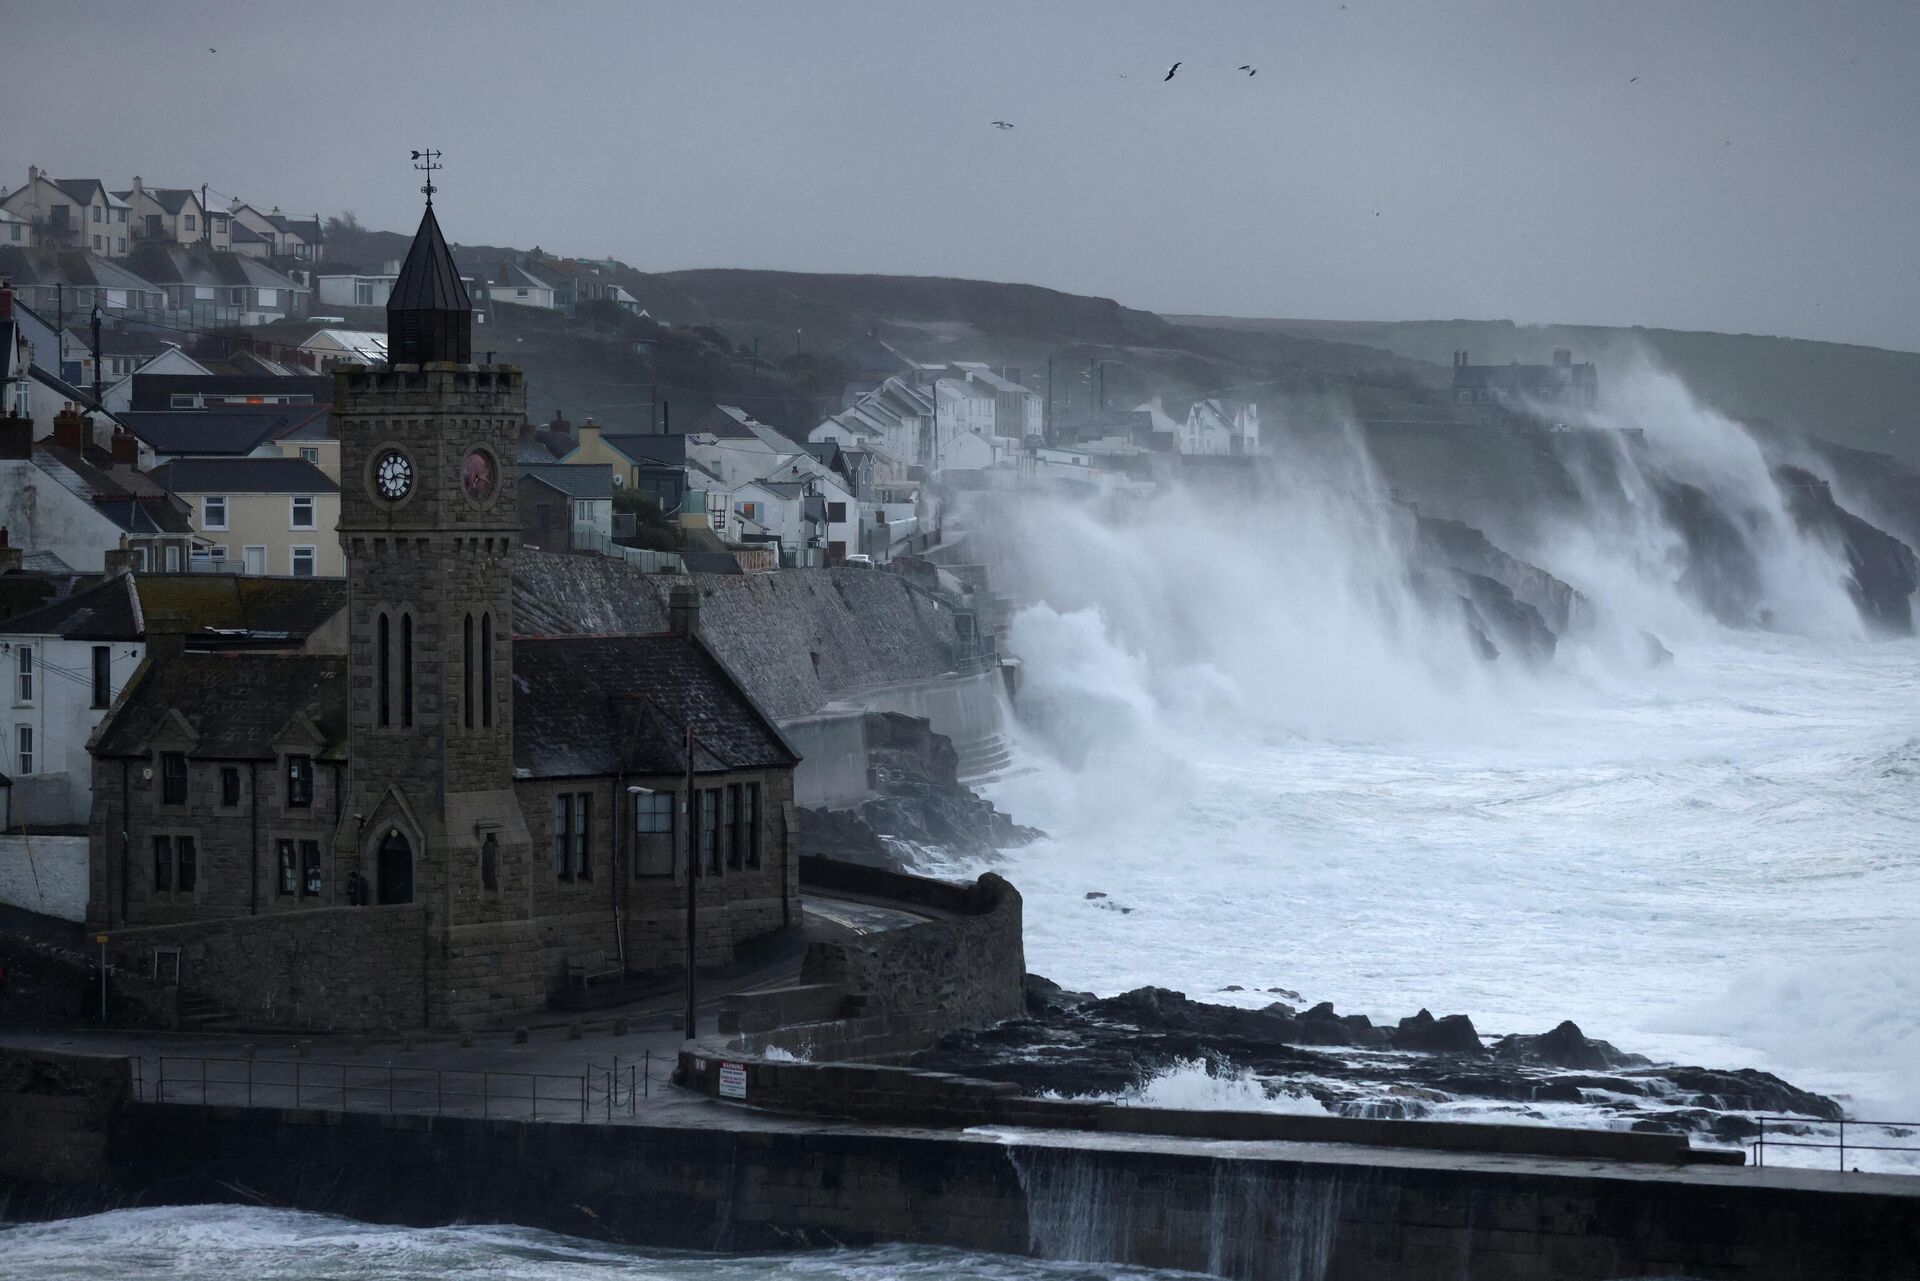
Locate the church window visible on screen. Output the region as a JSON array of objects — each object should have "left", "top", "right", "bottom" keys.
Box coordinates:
[
  {"left": 481, "top": 833, "right": 498, "bottom": 891},
  {"left": 277, "top": 839, "right": 296, "bottom": 895},
  {"left": 220, "top": 766, "right": 241, "bottom": 807},
  {"left": 700, "top": 789, "right": 721, "bottom": 874},
  {"left": 301, "top": 840, "right": 322, "bottom": 896},
  {"left": 154, "top": 836, "right": 172, "bottom": 891},
  {"left": 633, "top": 790, "right": 675, "bottom": 878},
  {"left": 724, "top": 785, "right": 741, "bottom": 868},
  {"left": 401, "top": 613, "right": 414, "bottom": 727},
  {"left": 743, "top": 783, "right": 760, "bottom": 868},
  {"left": 574, "top": 793, "right": 592, "bottom": 880},
  {"left": 553, "top": 794, "right": 572, "bottom": 880},
  {"left": 463, "top": 614, "right": 475, "bottom": 730},
  {"left": 377, "top": 613, "right": 391, "bottom": 726},
  {"left": 286, "top": 754, "right": 313, "bottom": 807},
  {"left": 481, "top": 612, "right": 494, "bottom": 727},
  {"left": 160, "top": 751, "right": 188, "bottom": 805},
  {"left": 154, "top": 835, "right": 196, "bottom": 893}
]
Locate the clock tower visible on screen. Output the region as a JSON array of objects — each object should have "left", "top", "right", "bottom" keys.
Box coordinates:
[{"left": 332, "top": 194, "right": 541, "bottom": 1025}]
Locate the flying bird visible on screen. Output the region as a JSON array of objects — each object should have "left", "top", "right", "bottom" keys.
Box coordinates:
[
  {"left": 991, "top": 121, "right": 1014, "bottom": 130},
  {"left": 208, "top": 47, "right": 217, "bottom": 53},
  {"left": 1239, "top": 65, "right": 1257, "bottom": 75},
  {"left": 1164, "top": 61, "right": 1182, "bottom": 81},
  {"left": 1628, "top": 76, "right": 1639, "bottom": 83}
]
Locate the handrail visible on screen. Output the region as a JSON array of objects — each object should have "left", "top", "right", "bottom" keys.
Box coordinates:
[{"left": 1750, "top": 1116, "right": 1920, "bottom": 1170}]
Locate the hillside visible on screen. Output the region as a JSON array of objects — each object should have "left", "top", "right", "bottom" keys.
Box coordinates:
[{"left": 1172, "top": 316, "right": 1920, "bottom": 467}]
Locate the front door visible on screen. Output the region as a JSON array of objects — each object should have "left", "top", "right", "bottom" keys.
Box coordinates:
[
  {"left": 242, "top": 545, "right": 266, "bottom": 576},
  {"left": 377, "top": 830, "right": 413, "bottom": 904}
]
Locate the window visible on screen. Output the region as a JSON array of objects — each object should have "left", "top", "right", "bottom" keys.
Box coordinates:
[
  {"left": 573, "top": 793, "right": 591, "bottom": 880},
  {"left": 154, "top": 835, "right": 196, "bottom": 893},
  {"left": 355, "top": 283, "right": 374, "bottom": 306},
  {"left": 480, "top": 833, "right": 499, "bottom": 891},
  {"left": 290, "top": 495, "right": 316, "bottom": 529},
  {"left": 481, "top": 612, "right": 493, "bottom": 728},
  {"left": 258, "top": 288, "right": 278, "bottom": 308},
  {"left": 7, "top": 225, "right": 18, "bottom": 242},
  {"left": 286, "top": 754, "right": 313, "bottom": 807},
  {"left": 725, "top": 784, "right": 742, "bottom": 869},
  {"left": 299, "top": 446, "right": 318, "bottom": 464},
  {"left": 277, "top": 839, "right": 296, "bottom": 895},
  {"left": 700, "top": 789, "right": 721, "bottom": 874},
  {"left": 743, "top": 782, "right": 760, "bottom": 867},
  {"left": 160, "top": 751, "right": 188, "bottom": 805},
  {"left": 93, "top": 205, "right": 102, "bottom": 224},
  {"left": 828, "top": 502, "right": 847, "bottom": 522},
  {"left": 401, "top": 613, "right": 413, "bottom": 727},
  {"left": 633, "top": 790, "right": 675, "bottom": 877},
  {"left": 220, "top": 766, "right": 241, "bottom": 808},
  {"left": 553, "top": 794, "right": 572, "bottom": 880},
  {"left": 93, "top": 234, "right": 102, "bottom": 251},
  {"left": 93, "top": 645, "right": 113, "bottom": 708},
  {"left": 15, "top": 644, "right": 32, "bottom": 702},
  {"left": 164, "top": 544, "right": 181, "bottom": 572},
  {"left": 15, "top": 726, "right": 31, "bottom": 776},
  {"left": 117, "top": 207, "right": 127, "bottom": 224},
  {"left": 184, "top": 214, "right": 196, "bottom": 232},
  {"left": 290, "top": 546, "right": 316, "bottom": 577},
  {"left": 301, "top": 840, "right": 322, "bottom": 896},
  {"left": 117, "top": 238, "right": 126, "bottom": 254},
  {"left": 231, "top": 288, "right": 247, "bottom": 305},
  {"left": 377, "top": 613, "right": 390, "bottom": 726},
  {"left": 170, "top": 393, "right": 203, "bottom": 408},
  {"left": 463, "top": 614, "right": 474, "bottom": 730},
  {"left": 202, "top": 495, "right": 228, "bottom": 529}
]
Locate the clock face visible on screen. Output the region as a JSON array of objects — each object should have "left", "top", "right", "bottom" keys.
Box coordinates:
[
  {"left": 462, "top": 449, "right": 497, "bottom": 502},
  {"left": 374, "top": 450, "right": 413, "bottom": 501}
]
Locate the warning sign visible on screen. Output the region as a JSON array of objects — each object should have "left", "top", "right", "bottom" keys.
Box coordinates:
[{"left": 718, "top": 1061, "right": 748, "bottom": 1100}]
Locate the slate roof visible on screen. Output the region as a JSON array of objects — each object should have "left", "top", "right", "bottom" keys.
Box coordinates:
[
  {"left": 147, "top": 456, "right": 337, "bottom": 494},
  {"left": 53, "top": 179, "right": 127, "bottom": 209},
  {"left": 93, "top": 652, "right": 348, "bottom": 760},
  {"left": 231, "top": 223, "right": 269, "bottom": 245},
  {"left": 521, "top": 463, "right": 612, "bottom": 501},
  {"left": 31, "top": 444, "right": 195, "bottom": 534},
  {"left": 133, "top": 575, "right": 347, "bottom": 641},
  {"left": 389, "top": 204, "right": 470, "bottom": 312},
  {"left": 513, "top": 633, "right": 798, "bottom": 779},
  {"left": 126, "top": 246, "right": 305, "bottom": 291},
  {"left": 113, "top": 187, "right": 197, "bottom": 215},
  {"left": 599, "top": 433, "right": 686, "bottom": 466},
  {"left": 0, "top": 247, "right": 161, "bottom": 293},
  {"left": 120, "top": 410, "right": 310, "bottom": 456},
  {"left": 0, "top": 573, "right": 139, "bottom": 639}
]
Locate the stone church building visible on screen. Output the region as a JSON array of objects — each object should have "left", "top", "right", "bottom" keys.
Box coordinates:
[{"left": 86, "top": 202, "right": 800, "bottom": 1030}]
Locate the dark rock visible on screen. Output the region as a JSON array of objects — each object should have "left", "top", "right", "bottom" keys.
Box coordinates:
[
  {"left": 1220, "top": 984, "right": 1243, "bottom": 992},
  {"left": 1456, "top": 571, "right": 1558, "bottom": 663},
  {"left": 1391, "top": 1009, "right": 1485, "bottom": 1054},
  {"left": 1492, "top": 1020, "right": 1651, "bottom": 1071},
  {"left": 795, "top": 805, "right": 896, "bottom": 867},
  {"left": 1084, "top": 891, "right": 1107, "bottom": 900},
  {"left": 1775, "top": 464, "right": 1918, "bottom": 635},
  {"left": 1416, "top": 514, "right": 1583, "bottom": 634},
  {"left": 1644, "top": 1065, "right": 1843, "bottom": 1121}
]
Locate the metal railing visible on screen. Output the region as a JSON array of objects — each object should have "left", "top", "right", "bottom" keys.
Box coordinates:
[
  {"left": 137, "top": 1052, "right": 677, "bottom": 1123},
  {"left": 1751, "top": 1116, "right": 1920, "bottom": 1170}
]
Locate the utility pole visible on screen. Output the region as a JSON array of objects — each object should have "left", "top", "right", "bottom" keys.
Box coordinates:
[
  {"left": 683, "top": 726, "right": 699, "bottom": 1038},
  {"left": 89, "top": 306, "right": 103, "bottom": 412},
  {"left": 200, "top": 184, "right": 210, "bottom": 245},
  {"left": 1045, "top": 357, "right": 1053, "bottom": 444}
]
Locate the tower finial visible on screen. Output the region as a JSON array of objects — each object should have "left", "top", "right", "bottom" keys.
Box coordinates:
[{"left": 410, "top": 148, "right": 443, "bottom": 206}]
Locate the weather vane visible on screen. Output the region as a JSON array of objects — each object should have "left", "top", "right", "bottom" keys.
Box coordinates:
[{"left": 410, "top": 148, "right": 442, "bottom": 206}]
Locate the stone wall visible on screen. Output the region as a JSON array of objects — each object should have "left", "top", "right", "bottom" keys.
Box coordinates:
[
  {"left": 102, "top": 904, "right": 428, "bottom": 1031},
  {"left": 0, "top": 834, "right": 89, "bottom": 921},
  {"left": 791, "top": 857, "right": 1024, "bottom": 1043}
]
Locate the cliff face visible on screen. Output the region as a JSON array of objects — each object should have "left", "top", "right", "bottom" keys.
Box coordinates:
[
  {"left": 512, "top": 555, "right": 971, "bottom": 719},
  {"left": 1775, "top": 465, "right": 1918, "bottom": 635}
]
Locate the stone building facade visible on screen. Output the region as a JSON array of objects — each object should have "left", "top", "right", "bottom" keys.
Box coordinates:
[{"left": 85, "top": 203, "right": 800, "bottom": 1030}]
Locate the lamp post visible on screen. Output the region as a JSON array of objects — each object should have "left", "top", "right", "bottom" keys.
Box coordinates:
[{"left": 681, "top": 727, "right": 699, "bottom": 1037}]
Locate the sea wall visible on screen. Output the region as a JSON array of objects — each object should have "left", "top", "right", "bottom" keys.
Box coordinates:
[
  {"left": 0, "top": 834, "right": 88, "bottom": 921},
  {"left": 780, "top": 709, "right": 872, "bottom": 807},
  {"left": 99, "top": 904, "right": 428, "bottom": 1032},
  {"left": 3, "top": 1069, "right": 1915, "bottom": 1280}
]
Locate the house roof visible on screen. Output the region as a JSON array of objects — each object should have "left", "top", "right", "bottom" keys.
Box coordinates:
[
  {"left": 120, "top": 409, "right": 307, "bottom": 456},
  {"left": 521, "top": 463, "right": 612, "bottom": 501},
  {"left": 114, "top": 187, "right": 198, "bottom": 214},
  {"left": 0, "top": 247, "right": 162, "bottom": 293},
  {"left": 0, "top": 572, "right": 139, "bottom": 640},
  {"left": 512, "top": 632, "right": 799, "bottom": 778},
  {"left": 147, "top": 456, "right": 337, "bottom": 494},
  {"left": 302, "top": 329, "right": 386, "bottom": 361},
  {"left": 388, "top": 204, "right": 470, "bottom": 313},
  {"left": 133, "top": 574, "right": 347, "bottom": 642},
  {"left": 125, "top": 246, "right": 305, "bottom": 291},
  {"left": 29, "top": 444, "right": 194, "bottom": 534},
  {"left": 129, "top": 374, "right": 332, "bottom": 411},
  {"left": 52, "top": 179, "right": 128, "bottom": 209},
  {"left": 93, "top": 652, "right": 348, "bottom": 760},
  {"left": 231, "top": 222, "right": 270, "bottom": 245},
  {"left": 598, "top": 433, "right": 687, "bottom": 466}
]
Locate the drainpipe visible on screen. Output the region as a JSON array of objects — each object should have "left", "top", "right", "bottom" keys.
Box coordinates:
[
  {"left": 247, "top": 761, "right": 259, "bottom": 914},
  {"left": 613, "top": 773, "right": 627, "bottom": 971},
  {"left": 118, "top": 759, "right": 130, "bottom": 925}
]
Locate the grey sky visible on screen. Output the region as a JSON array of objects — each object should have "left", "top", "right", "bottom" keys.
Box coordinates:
[{"left": 5, "top": 1, "right": 1917, "bottom": 351}]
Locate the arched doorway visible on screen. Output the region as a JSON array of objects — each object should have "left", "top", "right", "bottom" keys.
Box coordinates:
[{"left": 377, "top": 829, "right": 414, "bottom": 905}]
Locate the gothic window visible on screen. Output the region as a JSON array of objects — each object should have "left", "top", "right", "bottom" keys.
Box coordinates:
[
  {"left": 220, "top": 766, "right": 241, "bottom": 808},
  {"left": 154, "top": 835, "right": 197, "bottom": 893},
  {"left": 633, "top": 791, "right": 675, "bottom": 878},
  {"left": 301, "top": 840, "right": 323, "bottom": 896},
  {"left": 286, "top": 754, "right": 313, "bottom": 808},
  {"left": 277, "top": 839, "right": 296, "bottom": 895},
  {"left": 553, "top": 794, "right": 572, "bottom": 880},
  {"left": 481, "top": 833, "right": 498, "bottom": 891},
  {"left": 378, "top": 612, "right": 391, "bottom": 726},
  {"left": 743, "top": 783, "right": 760, "bottom": 868},
  {"left": 154, "top": 835, "right": 172, "bottom": 891},
  {"left": 700, "top": 789, "right": 721, "bottom": 874},
  {"left": 573, "top": 792, "right": 591, "bottom": 881},
  {"left": 92, "top": 645, "right": 112, "bottom": 709},
  {"left": 401, "top": 613, "right": 414, "bottom": 727},
  {"left": 463, "top": 614, "right": 475, "bottom": 730},
  {"left": 724, "top": 784, "right": 741, "bottom": 869},
  {"left": 481, "top": 611, "right": 494, "bottom": 728},
  {"left": 160, "top": 751, "right": 188, "bottom": 805}
]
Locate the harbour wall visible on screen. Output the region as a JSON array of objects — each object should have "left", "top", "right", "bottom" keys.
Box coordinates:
[{"left": 3, "top": 1046, "right": 1916, "bottom": 1281}]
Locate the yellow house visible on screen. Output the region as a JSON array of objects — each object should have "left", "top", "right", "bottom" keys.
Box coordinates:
[
  {"left": 146, "top": 456, "right": 343, "bottom": 577},
  {"left": 270, "top": 413, "right": 341, "bottom": 483}
]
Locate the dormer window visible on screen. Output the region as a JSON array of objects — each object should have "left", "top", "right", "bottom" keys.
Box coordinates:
[
  {"left": 160, "top": 751, "right": 189, "bottom": 805},
  {"left": 286, "top": 754, "right": 313, "bottom": 808}
]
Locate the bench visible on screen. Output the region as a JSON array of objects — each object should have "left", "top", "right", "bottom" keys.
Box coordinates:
[{"left": 565, "top": 952, "right": 621, "bottom": 990}]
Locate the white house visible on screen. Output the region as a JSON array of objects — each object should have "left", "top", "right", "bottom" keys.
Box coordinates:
[
  {"left": 1181, "top": 399, "right": 1261, "bottom": 456},
  {"left": 957, "top": 363, "right": 1044, "bottom": 440},
  {"left": 301, "top": 328, "right": 387, "bottom": 370},
  {"left": 685, "top": 405, "right": 798, "bottom": 488},
  {"left": 101, "top": 347, "right": 212, "bottom": 414},
  {"left": 0, "top": 168, "right": 132, "bottom": 257},
  {"left": 117, "top": 179, "right": 212, "bottom": 249},
  {"left": 0, "top": 573, "right": 144, "bottom": 827},
  {"left": 0, "top": 208, "right": 34, "bottom": 250}
]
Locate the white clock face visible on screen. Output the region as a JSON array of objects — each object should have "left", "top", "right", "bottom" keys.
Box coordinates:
[{"left": 374, "top": 450, "right": 413, "bottom": 501}]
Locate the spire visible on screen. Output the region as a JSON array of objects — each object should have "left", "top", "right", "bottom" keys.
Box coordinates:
[{"left": 386, "top": 203, "right": 471, "bottom": 366}]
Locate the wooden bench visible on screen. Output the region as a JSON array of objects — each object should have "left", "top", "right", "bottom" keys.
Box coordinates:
[{"left": 566, "top": 952, "right": 621, "bottom": 990}]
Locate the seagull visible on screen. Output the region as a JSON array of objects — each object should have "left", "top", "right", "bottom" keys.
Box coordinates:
[
  {"left": 1628, "top": 76, "right": 1639, "bottom": 82},
  {"left": 208, "top": 47, "right": 217, "bottom": 53},
  {"left": 1164, "top": 61, "right": 1182, "bottom": 81},
  {"left": 991, "top": 121, "right": 1014, "bottom": 130},
  {"left": 1239, "top": 65, "right": 1257, "bottom": 75}
]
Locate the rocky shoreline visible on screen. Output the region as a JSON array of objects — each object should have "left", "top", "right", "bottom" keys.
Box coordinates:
[{"left": 913, "top": 976, "right": 1842, "bottom": 1145}]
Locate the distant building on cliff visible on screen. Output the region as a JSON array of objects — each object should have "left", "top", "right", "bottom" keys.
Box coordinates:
[{"left": 1450, "top": 348, "right": 1597, "bottom": 410}]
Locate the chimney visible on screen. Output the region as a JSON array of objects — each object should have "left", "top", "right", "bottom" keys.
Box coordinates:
[
  {"left": 1552, "top": 347, "right": 1572, "bottom": 367},
  {"left": 0, "top": 276, "right": 13, "bottom": 319},
  {"left": 103, "top": 534, "right": 135, "bottom": 577},
  {"left": 53, "top": 404, "right": 89, "bottom": 450},
  {"left": 143, "top": 608, "right": 190, "bottom": 662},
  {"left": 0, "top": 527, "right": 21, "bottom": 575},
  {"left": 28, "top": 165, "right": 40, "bottom": 185},
  {"left": 131, "top": 175, "right": 143, "bottom": 196},
  {"left": 0, "top": 414, "right": 30, "bottom": 459},
  {"left": 577, "top": 416, "right": 600, "bottom": 454},
  {"left": 668, "top": 584, "right": 701, "bottom": 639},
  {"left": 110, "top": 428, "right": 139, "bottom": 465}
]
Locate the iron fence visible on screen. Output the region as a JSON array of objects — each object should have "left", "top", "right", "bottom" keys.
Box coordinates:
[
  {"left": 135, "top": 1053, "right": 677, "bottom": 1123},
  {"left": 1751, "top": 1116, "right": 1920, "bottom": 1170}
]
